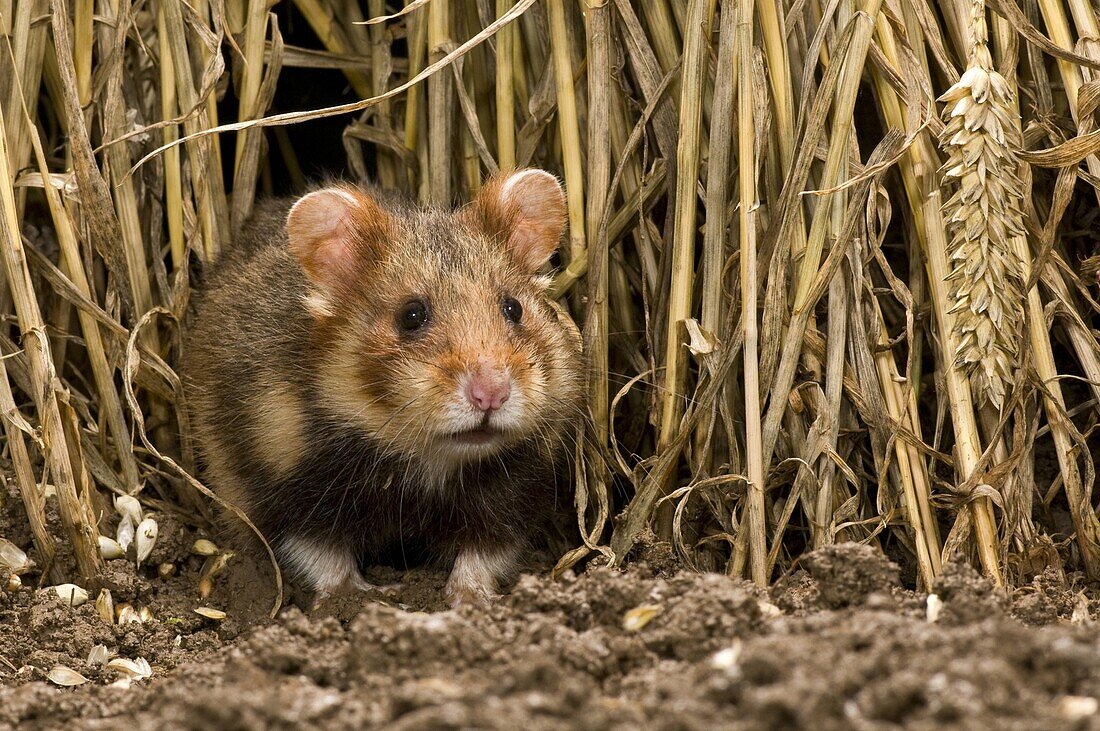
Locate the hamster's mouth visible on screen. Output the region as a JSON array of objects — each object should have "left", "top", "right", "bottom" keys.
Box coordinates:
[{"left": 447, "top": 424, "right": 504, "bottom": 446}]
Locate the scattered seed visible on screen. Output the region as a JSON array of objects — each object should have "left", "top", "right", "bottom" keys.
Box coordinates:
[
  {"left": 117, "top": 604, "right": 142, "bottom": 624},
  {"left": 87, "top": 644, "right": 110, "bottom": 667},
  {"left": 47, "top": 665, "right": 89, "bottom": 687},
  {"left": 198, "top": 551, "right": 234, "bottom": 598},
  {"left": 6, "top": 574, "right": 21, "bottom": 592},
  {"left": 191, "top": 539, "right": 219, "bottom": 556},
  {"left": 757, "top": 601, "right": 782, "bottom": 618},
  {"left": 158, "top": 562, "right": 176, "bottom": 579},
  {"left": 711, "top": 640, "right": 743, "bottom": 670},
  {"left": 116, "top": 515, "right": 135, "bottom": 553},
  {"left": 0, "top": 538, "right": 33, "bottom": 575},
  {"left": 1072, "top": 593, "right": 1091, "bottom": 624},
  {"left": 1060, "top": 695, "right": 1098, "bottom": 720},
  {"left": 98, "top": 535, "right": 124, "bottom": 560},
  {"left": 622, "top": 604, "right": 663, "bottom": 632},
  {"left": 135, "top": 518, "right": 158, "bottom": 566},
  {"left": 50, "top": 584, "right": 89, "bottom": 607},
  {"left": 194, "top": 606, "right": 226, "bottom": 621},
  {"left": 138, "top": 606, "right": 154, "bottom": 623},
  {"left": 114, "top": 495, "right": 142, "bottom": 525},
  {"left": 106, "top": 657, "right": 152, "bottom": 681},
  {"left": 926, "top": 594, "right": 943, "bottom": 623},
  {"left": 96, "top": 589, "right": 114, "bottom": 624}
]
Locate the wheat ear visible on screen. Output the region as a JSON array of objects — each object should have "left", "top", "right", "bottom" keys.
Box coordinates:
[{"left": 939, "top": 0, "right": 1025, "bottom": 410}]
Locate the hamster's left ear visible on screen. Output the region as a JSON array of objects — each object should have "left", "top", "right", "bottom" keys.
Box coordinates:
[{"left": 461, "top": 169, "right": 566, "bottom": 272}]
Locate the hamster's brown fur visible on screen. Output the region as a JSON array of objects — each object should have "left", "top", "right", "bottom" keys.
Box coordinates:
[{"left": 182, "top": 170, "right": 583, "bottom": 606}]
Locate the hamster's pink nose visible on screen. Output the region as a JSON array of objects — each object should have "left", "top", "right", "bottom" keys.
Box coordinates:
[{"left": 465, "top": 375, "right": 511, "bottom": 412}]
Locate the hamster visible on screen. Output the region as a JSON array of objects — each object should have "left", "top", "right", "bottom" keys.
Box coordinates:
[{"left": 182, "top": 169, "right": 584, "bottom": 607}]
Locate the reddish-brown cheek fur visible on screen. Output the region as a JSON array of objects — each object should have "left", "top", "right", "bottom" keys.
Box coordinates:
[{"left": 315, "top": 291, "right": 565, "bottom": 438}]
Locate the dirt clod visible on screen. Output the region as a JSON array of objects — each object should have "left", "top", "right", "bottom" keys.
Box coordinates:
[{"left": 799, "top": 542, "right": 901, "bottom": 608}]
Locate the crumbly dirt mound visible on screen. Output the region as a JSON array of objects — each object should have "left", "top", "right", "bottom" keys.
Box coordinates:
[
  {"left": 798, "top": 542, "right": 901, "bottom": 608},
  {"left": 5, "top": 530, "right": 1100, "bottom": 729}
]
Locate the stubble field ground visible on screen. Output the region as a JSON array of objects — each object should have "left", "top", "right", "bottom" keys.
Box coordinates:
[{"left": 3, "top": 494, "right": 1100, "bottom": 731}]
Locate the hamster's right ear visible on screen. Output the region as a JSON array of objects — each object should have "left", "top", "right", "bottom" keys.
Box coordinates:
[{"left": 286, "top": 187, "right": 392, "bottom": 313}]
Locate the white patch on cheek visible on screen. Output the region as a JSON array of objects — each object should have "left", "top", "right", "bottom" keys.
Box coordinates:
[{"left": 278, "top": 535, "right": 362, "bottom": 594}]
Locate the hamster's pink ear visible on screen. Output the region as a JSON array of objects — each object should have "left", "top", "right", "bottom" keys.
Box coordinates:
[
  {"left": 286, "top": 187, "right": 392, "bottom": 299},
  {"left": 462, "top": 169, "right": 566, "bottom": 272}
]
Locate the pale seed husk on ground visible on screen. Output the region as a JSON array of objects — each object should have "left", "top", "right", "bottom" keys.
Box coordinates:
[
  {"left": 116, "top": 515, "right": 135, "bottom": 553},
  {"left": 47, "top": 665, "right": 89, "bottom": 686},
  {"left": 926, "top": 594, "right": 944, "bottom": 623},
  {"left": 106, "top": 657, "right": 152, "bottom": 681},
  {"left": 134, "top": 518, "right": 158, "bottom": 566},
  {"left": 113, "top": 495, "right": 142, "bottom": 525},
  {"left": 191, "top": 539, "right": 219, "bottom": 556},
  {"left": 96, "top": 589, "right": 114, "bottom": 624},
  {"left": 0, "top": 537, "right": 33, "bottom": 574},
  {"left": 198, "top": 551, "right": 234, "bottom": 598},
  {"left": 49, "top": 584, "right": 89, "bottom": 607},
  {"left": 98, "top": 536, "right": 124, "bottom": 560},
  {"left": 622, "top": 604, "right": 663, "bottom": 632},
  {"left": 194, "top": 606, "right": 226, "bottom": 621},
  {"left": 116, "top": 603, "right": 142, "bottom": 624},
  {"left": 87, "top": 644, "right": 111, "bottom": 667}
]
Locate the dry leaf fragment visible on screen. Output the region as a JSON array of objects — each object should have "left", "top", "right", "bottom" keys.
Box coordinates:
[
  {"left": 683, "top": 318, "right": 716, "bottom": 356},
  {"left": 47, "top": 665, "right": 89, "bottom": 686},
  {"left": 622, "top": 604, "right": 663, "bottom": 632}
]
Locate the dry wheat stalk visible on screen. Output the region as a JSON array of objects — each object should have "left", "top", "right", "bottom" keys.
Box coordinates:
[{"left": 938, "top": 0, "right": 1025, "bottom": 411}]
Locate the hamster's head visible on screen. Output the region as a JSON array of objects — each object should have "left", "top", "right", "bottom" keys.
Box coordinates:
[{"left": 287, "top": 169, "right": 583, "bottom": 476}]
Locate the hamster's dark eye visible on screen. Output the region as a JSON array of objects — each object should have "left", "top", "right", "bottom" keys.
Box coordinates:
[
  {"left": 502, "top": 296, "right": 523, "bottom": 324},
  {"left": 398, "top": 299, "right": 429, "bottom": 332}
]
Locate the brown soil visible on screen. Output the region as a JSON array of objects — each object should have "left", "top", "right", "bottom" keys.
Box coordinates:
[{"left": 4, "top": 502, "right": 1100, "bottom": 730}]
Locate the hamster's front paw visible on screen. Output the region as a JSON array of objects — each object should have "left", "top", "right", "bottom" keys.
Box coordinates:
[{"left": 443, "top": 576, "right": 497, "bottom": 609}]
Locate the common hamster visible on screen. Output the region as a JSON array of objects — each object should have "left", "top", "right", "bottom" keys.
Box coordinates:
[{"left": 182, "top": 169, "right": 584, "bottom": 607}]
